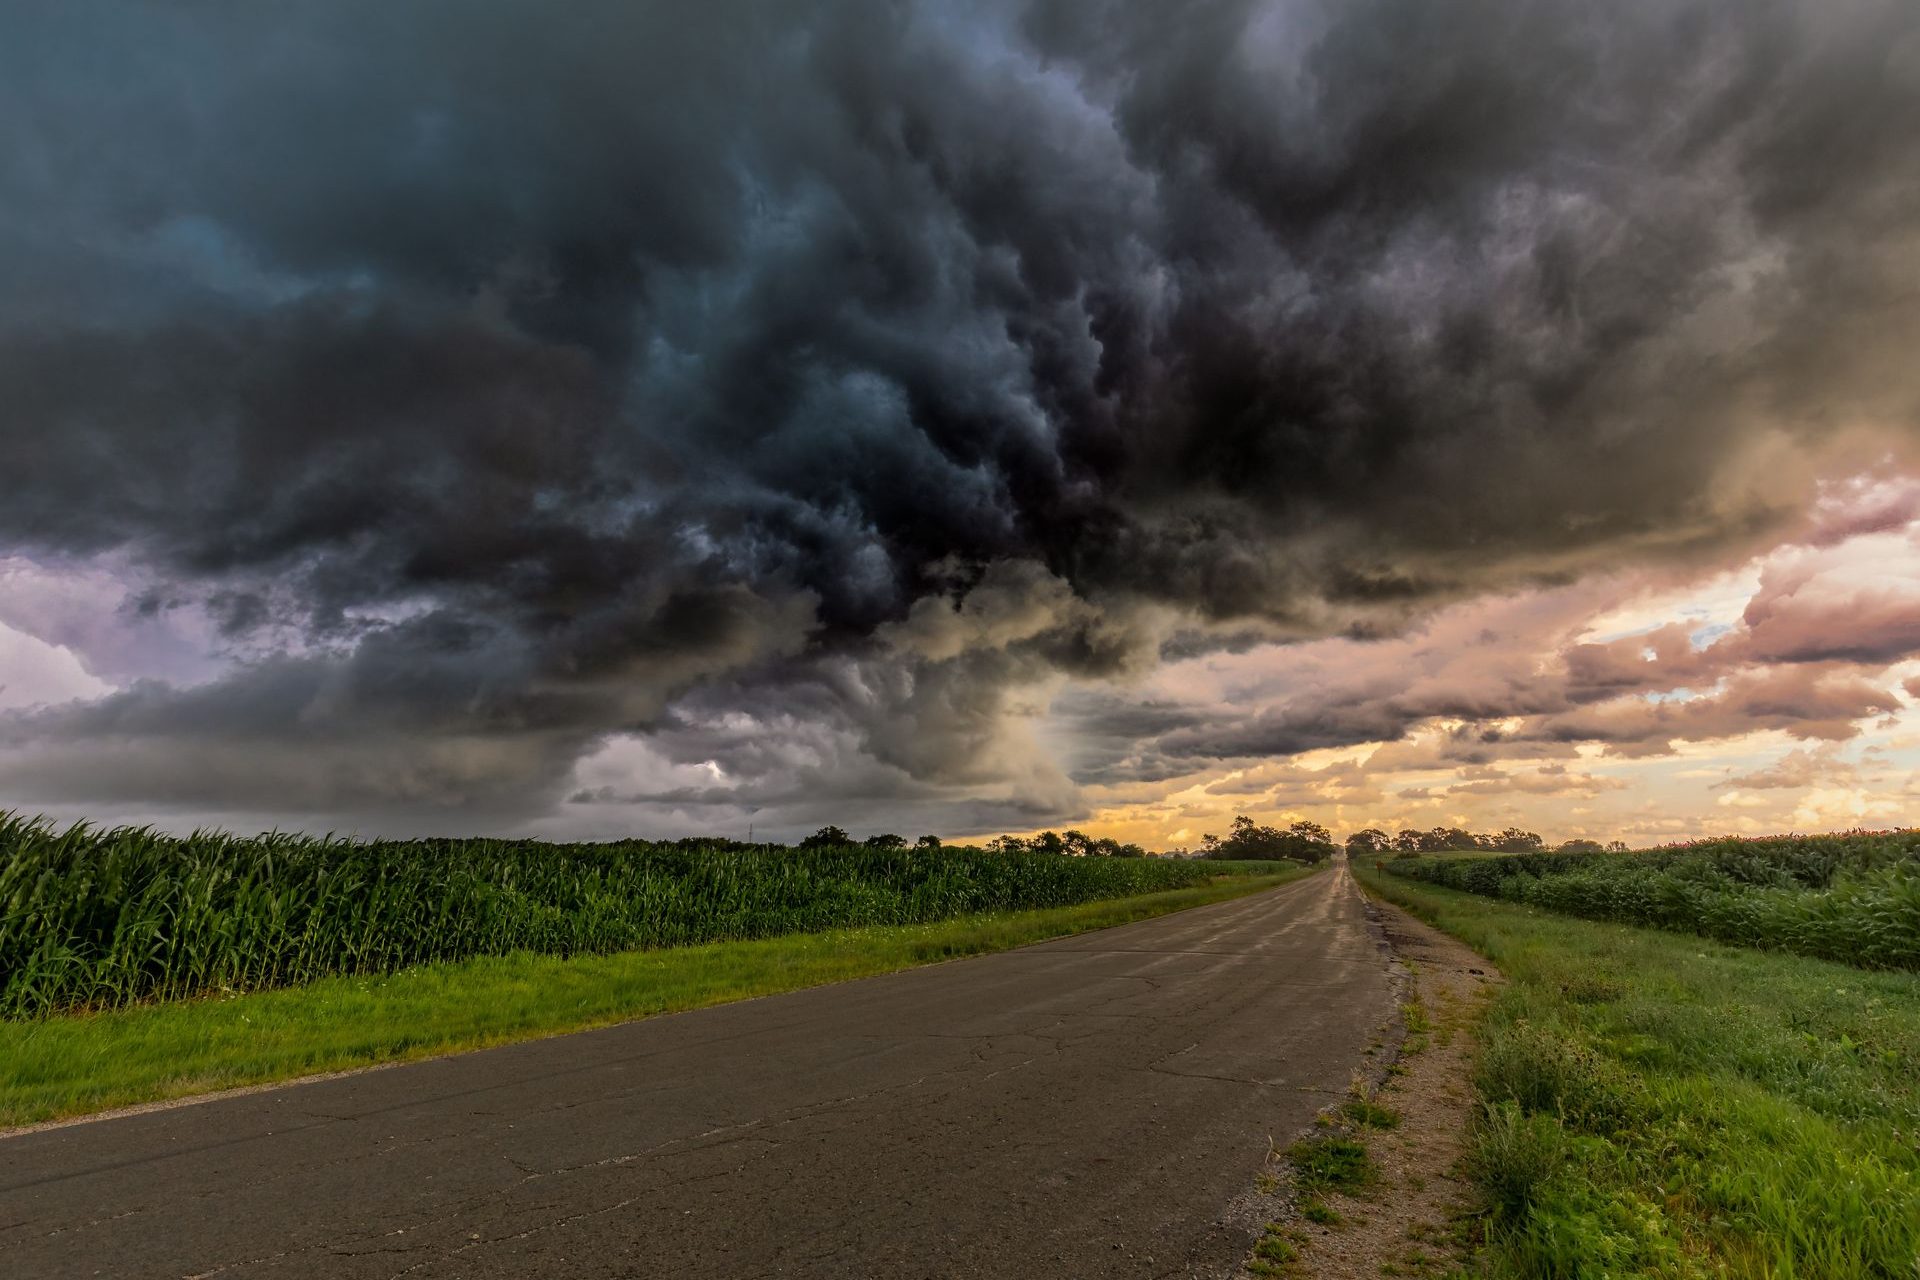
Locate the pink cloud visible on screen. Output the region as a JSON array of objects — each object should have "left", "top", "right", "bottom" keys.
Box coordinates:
[
  {"left": 1095, "top": 475, "right": 1920, "bottom": 785},
  {"left": 1798, "top": 472, "right": 1920, "bottom": 548},
  {"left": 1525, "top": 666, "right": 1901, "bottom": 756},
  {"left": 1561, "top": 621, "right": 1722, "bottom": 701},
  {"left": 1733, "top": 564, "right": 1920, "bottom": 666}
]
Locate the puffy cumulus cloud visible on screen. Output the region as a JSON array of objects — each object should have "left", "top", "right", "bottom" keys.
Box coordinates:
[
  {"left": 1201, "top": 754, "right": 1385, "bottom": 806},
  {"left": 2, "top": 0, "right": 1919, "bottom": 833},
  {"left": 1131, "top": 589, "right": 1605, "bottom": 770},
  {"left": 1735, "top": 563, "right": 1920, "bottom": 666},
  {"left": 0, "top": 624, "right": 110, "bottom": 712},
  {"left": 1717, "top": 744, "right": 1857, "bottom": 790},
  {"left": 877, "top": 559, "right": 1164, "bottom": 676},
  {"left": 1799, "top": 474, "right": 1920, "bottom": 548},
  {"left": 544, "top": 655, "right": 1093, "bottom": 844},
  {"left": 1561, "top": 624, "right": 1726, "bottom": 703}
]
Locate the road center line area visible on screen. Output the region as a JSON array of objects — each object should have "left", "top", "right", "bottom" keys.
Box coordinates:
[{"left": 2, "top": 865, "right": 1394, "bottom": 1279}]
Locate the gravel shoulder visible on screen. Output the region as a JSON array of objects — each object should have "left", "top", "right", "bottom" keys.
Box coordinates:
[{"left": 1240, "top": 892, "right": 1503, "bottom": 1278}]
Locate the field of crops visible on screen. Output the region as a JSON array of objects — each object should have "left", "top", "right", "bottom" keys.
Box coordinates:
[
  {"left": 1386, "top": 830, "right": 1920, "bottom": 970},
  {"left": 0, "top": 813, "right": 1243, "bottom": 1018}
]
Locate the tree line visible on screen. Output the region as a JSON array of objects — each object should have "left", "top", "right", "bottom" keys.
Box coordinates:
[
  {"left": 1344, "top": 827, "right": 1628, "bottom": 856},
  {"left": 796, "top": 826, "right": 1152, "bottom": 858},
  {"left": 1194, "top": 816, "right": 1339, "bottom": 863},
  {"left": 789, "top": 820, "right": 1627, "bottom": 861}
]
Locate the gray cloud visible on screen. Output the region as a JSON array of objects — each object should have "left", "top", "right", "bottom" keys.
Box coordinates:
[{"left": 2, "top": 0, "right": 1917, "bottom": 831}]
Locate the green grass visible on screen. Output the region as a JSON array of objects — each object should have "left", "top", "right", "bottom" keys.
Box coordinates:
[
  {"left": 1250, "top": 1222, "right": 1299, "bottom": 1273},
  {"left": 1358, "top": 867, "right": 1920, "bottom": 1279},
  {"left": 1341, "top": 1097, "right": 1402, "bottom": 1129},
  {"left": 0, "top": 868, "right": 1310, "bottom": 1130},
  {"left": 1386, "top": 830, "right": 1920, "bottom": 971},
  {"left": 1287, "top": 1135, "right": 1377, "bottom": 1195},
  {"left": 0, "top": 810, "right": 1297, "bottom": 1016},
  {"left": 1300, "top": 1198, "right": 1342, "bottom": 1226}
]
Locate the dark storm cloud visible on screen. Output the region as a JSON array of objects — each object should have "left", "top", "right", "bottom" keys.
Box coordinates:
[{"left": 2, "top": 0, "right": 1917, "bottom": 827}]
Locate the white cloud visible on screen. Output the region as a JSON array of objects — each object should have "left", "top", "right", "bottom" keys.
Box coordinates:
[{"left": 0, "top": 621, "right": 111, "bottom": 710}]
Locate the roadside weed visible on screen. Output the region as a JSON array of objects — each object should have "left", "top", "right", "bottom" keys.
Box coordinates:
[
  {"left": 1340, "top": 1097, "right": 1402, "bottom": 1129},
  {"left": 1287, "top": 1136, "right": 1376, "bottom": 1195}
]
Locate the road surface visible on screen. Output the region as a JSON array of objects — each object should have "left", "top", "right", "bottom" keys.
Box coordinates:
[{"left": 2, "top": 863, "right": 1395, "bottom": 1279}]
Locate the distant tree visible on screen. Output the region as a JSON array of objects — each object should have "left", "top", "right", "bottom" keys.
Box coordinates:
[
  {"left": 1221, "top": 816, "right": 1270, "bottom": 858},
  {"left": 1488, "top": 828, "right": 1545, "bottom": 853},
  {"left": 1395, "top": 827, "right": 1481, "bottom": 853},
  {"left": 863, "top": 832, "right": 908, "bottom": 850},
  {"left": 1202, "top": 814, "right": 1335, "bottom": 863},
  {"left": 1029, "top": 830, "right": 1068, "bottom": 855},
  {"left": 1109, "top": 842, "right": 1146, "bottom": 858},
  {"left": 798, "top": 826, "right": 852, "bottom": 849},
  {"left": 987, "top": 835, "right": 1028, "bottom": 854},
  {"left": 1556, "top": 838, "right": 1605, "bottom": 854},
  {"left": 1288, "top": 820, "right": 1333, "bottom": 846},
  {"left": 1605, "top": 840, "right": 1630, "bottom": 853},
  {"left": 1346, "top": 828, "right": 1393, "bottom": 856},
  {"left": 1061, "top": 829, "right": 1096, "bottom": 857},
  {"left": 914, "top": 834, "right": 943, "bottom": 850}
]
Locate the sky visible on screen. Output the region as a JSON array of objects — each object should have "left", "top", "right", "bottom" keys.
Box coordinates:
[{"left": 2, "top": 0, "right": 1918, "bottom": 846}]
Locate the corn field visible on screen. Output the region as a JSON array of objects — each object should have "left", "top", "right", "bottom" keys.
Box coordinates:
[
  {"left": 0, "top": 813, "right": 1228, "bottom": 1018},
  {"left": 1386, "top": 829, "right": 1920, "bottom": 970}
]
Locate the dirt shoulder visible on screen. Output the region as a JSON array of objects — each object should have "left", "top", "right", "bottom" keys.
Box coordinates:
[{"left": 1240, "top": 892, "right": 1504, "bottom": 1278}]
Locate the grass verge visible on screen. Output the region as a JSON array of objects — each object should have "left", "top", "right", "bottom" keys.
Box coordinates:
[
  {"left": 1, "top": 867, "right": 1310, "bottom": 1131},
  {"left": 1358, "top": 867, "right": 1920, "bottom": 1279},
  {"left": 1384, "top": 836, "right": 1920, "bottom": 972}
]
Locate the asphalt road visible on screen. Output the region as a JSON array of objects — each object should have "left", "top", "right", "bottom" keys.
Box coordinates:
[{"left": 2, "top": 862, "right": 1395, "bottom": 1279}]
